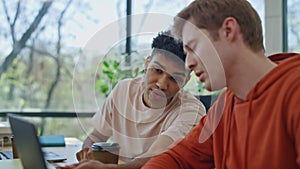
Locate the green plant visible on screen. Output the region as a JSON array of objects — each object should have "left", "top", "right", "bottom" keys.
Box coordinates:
[
  {"left": 95, "top": 59, "right": 223, "bottom": 98},
  {"left": 95, "top": 59, "right": 141, "bottom": 97},
  {"left": 196, "top": 81, "right": 224, "bottom": 96},
  {"left": 197, "top": 81, "right": 206, "bottom": 93}
]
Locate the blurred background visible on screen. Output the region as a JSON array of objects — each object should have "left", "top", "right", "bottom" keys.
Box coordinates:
[{"left": 0, "top": 0, "right": 298, "bottom": 140}]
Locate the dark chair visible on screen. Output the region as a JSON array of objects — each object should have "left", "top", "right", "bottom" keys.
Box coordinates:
[{"left": 195, "top": 95, "right": 218, "bottom": 112}]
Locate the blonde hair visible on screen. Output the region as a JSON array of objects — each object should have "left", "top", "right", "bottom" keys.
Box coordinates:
[{"left": 173, "top": 0, "right": 264, "bottom": 52}]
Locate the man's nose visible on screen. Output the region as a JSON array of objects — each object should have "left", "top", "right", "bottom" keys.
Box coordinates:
[
  {"left": 185, "top": 53, "right": 196, "bottom": 70},
  {"left": 156, "top": 75, "right": 168, "bottom": 90}
]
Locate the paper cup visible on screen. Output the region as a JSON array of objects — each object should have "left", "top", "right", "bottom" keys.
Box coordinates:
[{"left": 91, "top": 142, "right": 120, "bottom": 164}]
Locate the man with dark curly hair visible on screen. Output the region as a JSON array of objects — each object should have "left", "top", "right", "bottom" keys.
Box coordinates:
[{"left": 70, "top": 30, "right": 205, "bottom": 169}]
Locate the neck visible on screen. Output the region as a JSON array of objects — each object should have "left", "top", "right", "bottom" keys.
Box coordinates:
[{"left": 227, "top": 51, "right": 277, "bottom": 100}]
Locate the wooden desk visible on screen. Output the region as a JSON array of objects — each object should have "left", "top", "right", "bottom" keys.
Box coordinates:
[{"left": 0, "top": 137, "right": 82, "bottom": 169}]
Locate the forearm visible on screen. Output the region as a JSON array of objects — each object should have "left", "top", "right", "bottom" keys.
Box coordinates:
[
  {"left": 66, "top": 158, "right": 151, "bottom": 169},
  {"left": 143, "top": 116, "right": 215, "bottom": 169},
  {"left": 82, "top": 136, "right": 94, "bottom": 149},
  {"left": 142, "top": 140, "right": 198, "bottom": 169},
  {"left": 111, "top": 135, "right": 173, "bottom": 169},
  {"left": 77, "top": 130, "right": 110, "bottom": 161},
  {"left": 141, "top": 152, "right": 179, "bottom": 169},
  {"left": 112, "top": 157, "right": 151, "bottom": 169}
]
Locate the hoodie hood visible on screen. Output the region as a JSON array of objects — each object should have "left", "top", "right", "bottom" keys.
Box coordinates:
[
  {"left": 246, "top": 53, "right": 300, "bottom": 100},
  {"left": 219, "top": 53, "right": 300, "bottom": 169}
]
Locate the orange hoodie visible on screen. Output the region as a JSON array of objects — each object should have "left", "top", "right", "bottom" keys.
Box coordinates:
[{"left": 142, "top": 53, "right": 300, "bottom": 169}]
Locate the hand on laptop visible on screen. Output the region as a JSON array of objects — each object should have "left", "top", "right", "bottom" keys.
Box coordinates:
[{"left": 76, "top": 148, "right": 93, "bottom": 161}]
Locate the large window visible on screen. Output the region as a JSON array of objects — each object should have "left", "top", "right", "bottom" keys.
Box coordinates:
[
  {"left": 0, "top": 0, "right": 265, "bottom": 138},
  {"left": 0, "top": 0, "right": 266, "bottom": 111},
  {"left": 0, "top": 0, "right": 198, "bottom": 112},
  {"left": 287, "top": 0, "right": 300, "bottom": 52}
]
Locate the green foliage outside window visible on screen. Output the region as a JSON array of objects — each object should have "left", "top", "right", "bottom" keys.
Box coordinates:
[
  {"left": 95, "top": 59, "right": 141, "bottom": 97},
  {"left": 94, "top": 59, "right": 222, "bottom": 97}
]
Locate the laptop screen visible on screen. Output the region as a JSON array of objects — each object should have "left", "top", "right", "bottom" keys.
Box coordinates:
[{"left": 8, "top": 113, "right": 49, "bottom": 169}]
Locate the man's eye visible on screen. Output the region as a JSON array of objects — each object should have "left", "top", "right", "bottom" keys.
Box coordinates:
[
  {"left": 153, "top": 68, "right": 163, "bottom": 73},
  {"left": 171, "top": 77, "right": 183, "bottom": 84},
  {"left": 185, "top": 45, "right": 196, "bottom": 55},
  {"left": 184, "top": 45, "right": 192, "bottom": 53}
]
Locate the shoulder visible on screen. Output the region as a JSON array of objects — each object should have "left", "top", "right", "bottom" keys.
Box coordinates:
[{"left": 275, "top": 59, "right": 300, "bottom": 97}]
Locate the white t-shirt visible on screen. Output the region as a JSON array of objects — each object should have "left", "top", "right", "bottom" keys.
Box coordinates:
[{"left": 92, "top": 77, "right": 205, "bottom": 161}]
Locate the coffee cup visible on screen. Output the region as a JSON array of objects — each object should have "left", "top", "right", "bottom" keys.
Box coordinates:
[{"left": 91, "top": 142, "right": 120, "bottom": 164}]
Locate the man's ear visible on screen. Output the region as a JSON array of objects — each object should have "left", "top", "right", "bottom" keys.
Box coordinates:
[
  {"left": 220, "top": 17, "right": 239, "bottom": 41},
  {"left": 144, "top": 56, "right": 152, "bottom": 70}
]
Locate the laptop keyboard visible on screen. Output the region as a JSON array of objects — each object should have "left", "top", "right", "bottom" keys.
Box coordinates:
[{"left": 0, "top": 150, "right": 13, "bottom": 159}]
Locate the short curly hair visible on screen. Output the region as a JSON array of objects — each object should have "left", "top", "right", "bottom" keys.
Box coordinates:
[{"left": 151, "top": 30, "right": 186, "bottom": 63}]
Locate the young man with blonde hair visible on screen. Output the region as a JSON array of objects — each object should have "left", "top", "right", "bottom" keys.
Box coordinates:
[{"left": 143, "top": 0, "right": 300, "bottom": 168}]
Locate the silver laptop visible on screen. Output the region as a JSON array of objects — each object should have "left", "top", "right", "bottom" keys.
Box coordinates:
[{"left": 8, "top": 113, "right": 65, "bottom": 169}]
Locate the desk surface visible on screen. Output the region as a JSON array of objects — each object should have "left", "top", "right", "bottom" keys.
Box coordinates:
[
  {"left": 1, "top": 159, "right": 23, "bottom": 169},
  {"left": 0, "top": 137, "right": 83, "bottom": 169}
]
